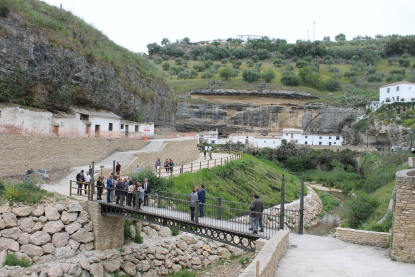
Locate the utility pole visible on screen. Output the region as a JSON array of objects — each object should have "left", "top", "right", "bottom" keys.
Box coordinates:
[{"left": 313, "top": 21, "right": 316, "bottom": 41}]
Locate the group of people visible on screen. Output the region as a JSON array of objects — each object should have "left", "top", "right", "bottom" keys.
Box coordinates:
[
  {"left": 154, "top": 158, "right": 175, "bottom": 173},
  {"left": 75, "top": 165, "right": 93, "bottom": 195},
  {"left": 187, "top": 184, "right": 206, "bottom": 221},
  {"left": 104, "top": 175, "right": 152, "bottom": 209}
]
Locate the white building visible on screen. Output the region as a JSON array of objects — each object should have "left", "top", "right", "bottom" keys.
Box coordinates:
[
  {"left": 373, "top": 81, "right": 415, "bottom": 110},
  {"left": 253, "top": 136, "right": 282, "bottom": 148},
  {"left": 236, "top": 35, "right": 263, "bottom": 43},
  {"left": 0, "top": 103, "right": 150, "bottom": 139},
  {"left": 120, "top": 120, "right": 154, "bottom": 138},
  {"left": 283, "top": 128, "right": 343, "bottom": 146}
]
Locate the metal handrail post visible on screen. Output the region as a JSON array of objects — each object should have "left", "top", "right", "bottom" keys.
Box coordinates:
[
  {"left": 217, "top": 197, "right": 222, "bottom": 219},
  {"left": 157, "top": 190, "right": 162, "bottom": 208},
  {"left": 280, "top": 175, "right": 285, "bottom": 230},
  {"left": 135, "top": 191, "right": 139, "bottom": 210},
  {"left": 299, "top": 177, "right": 304, "bottom": 234},
  {"left": 112, "top": 160, "right": 115, "bottom": 175},
  {"left": 181, "top": 164, "right": 183, "bottom": 175},
  {"left": 191, "top": 163, "right": 193, "bottom": 173},
  {"left": 90, "top": 161, "right": 95, "bottom": 201},
  {"left": 195, "top": 200, "right": 200, "bottom": 223},
  {"left": 70, "top": 180, "right": 72, "bottom": 196}
]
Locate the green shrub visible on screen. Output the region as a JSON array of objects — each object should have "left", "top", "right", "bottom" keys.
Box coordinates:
[
  {"left": 328, "top": 66, "right": 339, "bottom": 73},
  {"left": 389, "top": 68, "right": 405, "bottom": 76},
  {"left": 295, "top": 60, "right": 309, "bottom": 68},
  {"left": 124, "top": 220, "right": 134, "bottom": 241},
  {"left": 134, "top": 232, "right": 143, "bottom": 244},
  {"left": 0, "top": 5, "right": 9, "bottom": 17},
  {"left": 242, "top": 69, "right": 261, "bottom": 82},
  {"left": 344, "top": 71, "right": 357, "bottom": 78},
  {"left": 171, "top": 228, "right": 180, "bottom": 236},
  {"left": 367, "top": 73, "right": 383, "bottom": 82},
  {"left": 3, "top": 253, "right": 32, "bottom": 267},
  {"left": 342, "top": 191, "right": 379, "bottom": 228},
  {"left": 5, "top": 185, "right": 20, "bottom": 202},
  {"left": 280, "top": 72, "right": 300, "bottom": 86},
  {"left": 371, "top": 212, "right": 393, "bottom": 232},
  {"left": 326, "top": 79, "right": 341, "bottom": 92},
  {"left": 386, "top": 73, "right": 404, "bottom": 82},
  {"left": 169, "top": 270, "right": 197, "bottom": 277}
]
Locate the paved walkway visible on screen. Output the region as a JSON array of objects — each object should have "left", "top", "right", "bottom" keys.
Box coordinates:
[
  {"left": 42, "top": 140, "right": 236, "bottom": 197},
  {"left": 274, "top": 233, "right": 415, "bottom": 277}
]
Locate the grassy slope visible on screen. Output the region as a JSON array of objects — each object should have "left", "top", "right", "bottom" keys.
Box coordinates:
[
  {"left": 165, "top": 155, "right": 302, "bottom": 206},
  {"left": 2, "top": 0, "right": 167, "bottom": 85}
]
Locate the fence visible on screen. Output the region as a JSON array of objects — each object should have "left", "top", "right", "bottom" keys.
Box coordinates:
[{"left": 151, "top": 153, "right": 243, "bottom": 178}]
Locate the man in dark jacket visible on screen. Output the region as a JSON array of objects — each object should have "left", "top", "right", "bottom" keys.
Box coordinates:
[
  {"left": 143, "top": 178, "right": 151, "bottom": 206},
  {"left": 197, "top": 184, "right": 206, "bottom": 217},
  {"left": 76, "top": 170, "right": 85, "bottom": 195},
  {"left": 249, "top": 194, "right": 263, "bottom": 234}
]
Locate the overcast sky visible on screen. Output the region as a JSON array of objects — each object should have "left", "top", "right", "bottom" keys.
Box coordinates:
[{"left": 42, "top": 0, "right": 415, "bottom": 53}]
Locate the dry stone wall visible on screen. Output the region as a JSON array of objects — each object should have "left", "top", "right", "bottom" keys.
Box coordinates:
[
  {"left": 0, "top": 200, "right": 248, "bottom": 277},
  {"left": 390, "top": 169, "right": 415, "bottom": 263},
  {"left": 0, "top": 134, "right": 149, "bottom": 177},
  {"left": 335, "top": 227, "right": 391, "bottom": 247}
]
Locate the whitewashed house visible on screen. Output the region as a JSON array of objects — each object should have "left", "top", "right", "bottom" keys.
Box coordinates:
[
  {"left": 301, "top": 133, "right": 343, "bottom": 146},
  {"left": 253, "top": 136, "right": 282, "bottom": 148},
  {"left": 378, "top": 81, "right": 415, "bottom": 108},
  {"left": 283, "top": 129, "right": 304, "bottom": 144},
  {"left": 120, "top": 120, "right": 154, "bottom": 139}
]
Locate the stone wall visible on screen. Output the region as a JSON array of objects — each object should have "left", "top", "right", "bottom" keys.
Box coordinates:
[
  {"left": 335, "top": 227, "right": 391, "bottom": 247},
  {"left": 0, "top": 134, "right": 149, "bottom": 177},
  {"left": 390, "top": 169, "right": 415, "bottom": 263},
  {"left": 238, "top": 230, "right": 289, "bottom": 277}
]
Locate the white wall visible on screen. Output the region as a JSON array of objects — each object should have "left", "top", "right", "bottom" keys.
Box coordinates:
[
  {"left": 0, "top": 107, "right": 53, "bottom": 135},
  {"left": 302, "top": 134, "right": 343, "bottom": 146},
  {"left": 253, "top": 137, "right": 282, "bottom": 148},
  {"left": 379, "top": 83, "right": 415, "bottom": 106}
]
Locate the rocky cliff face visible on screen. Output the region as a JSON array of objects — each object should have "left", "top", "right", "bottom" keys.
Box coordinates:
[
  {"left": 0, "top": 10, "right": 175, "bottom": 127},
  {"left": 176, "top": 89, "right": 359, "bottom": 138}
]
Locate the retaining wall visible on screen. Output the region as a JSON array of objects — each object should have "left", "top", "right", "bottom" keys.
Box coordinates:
[
  {"left": 390, "top": 169, "right": 415, "bottom": 263},
  {"left": 238, "top": 230, "right": 289, "bottom": 277},
  {"left": 0, "top": 134, "right": 149, "bottom": 177},
  {"left": 336, "top": 227, "right": 390, "bottom": 247}
]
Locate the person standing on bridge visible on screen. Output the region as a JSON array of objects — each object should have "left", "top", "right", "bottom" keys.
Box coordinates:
[
  {"left": 188, "top": 188, "right": 199, "bottom": 221},
  {"left": 116, "top": 162, "right": 121, "bottom": 176},
  {"left": 249, "top": 194, "right": 263, "bottom": 234},
  {"left": 76, "top": 170, "right": 85, "bottom": 195},
  {"left": 106, "top": 175, "right": 114, "bottom": 203},
  {"left": 143, "top": 178, "right": 151, "bottom": 206},
  {"left": 136, "top": 182, "right": 144, "bottom": 210},
  {"left": 96, "top": 176, "right": 104, "bottom": 201},
  {"left": 198, "top": 184, "right": 206, "bottom": 218}
]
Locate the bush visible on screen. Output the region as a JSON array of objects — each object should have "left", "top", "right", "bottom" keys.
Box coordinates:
[
  {"left": 0, "top": 5, "right": 9, "bottom": 17},
  {"left": 261, "top": 69, "right": 276, "bottom": 83},
  {"left": 232, "top": 60, "right": 242, "bottom": 69},
  {"left": 3, "top": 253, "right": 32, "bottom": 267},
  {"left": 242, "top": 69, "right": 261, "bottom": 82},
  {"left": 399, "top": 58, "right": 411, "bottom": 67},
  {"left": 171, "top": 228, "right": 180, "bottom": 236},
  {"left": 221, "top": 59, "right": 228, "bottom": 64},
  {"left": 169, "top": 270, "right": 197, "bottom": 277},
  {"left": 349, "top": 76, "right": 358, "bottom": 84},
  {"left": 389, "top": 68, "right": 405, "bottom": 76},
  {"left": 342, "top": 191, "right": 379, "bottom": 228},
  {"left": 285, "top": 64, "right": 295, "bottom": 71},
  {"left": 295, "top": 60, "right": 309, "bottom": 68},
  {"left": 326, "top": 79, "right": 341, "bottom": 92},
  {"left": 367, "top": 73, "right": 383, "bottom": 82},
  {"left": 280, "top": 72, "right": 300, "bottom": 86},
  {"left": 386, "top": 73, "right": 404, "bottom": 82},
  {"left": 161, "top": 62, "right": 170, "bottom": 71},
  {"left": 201, "top": 71, "right": 214, "bottom": 79},
  {"left": 328, "top": 66, "right": 339, "bottom": 73},
  {"left": 246, "top": 60, "right": 254, "bottom": 67},
  {"left": 134, "top": 232, "right": 143, "bottom": 243},
  {"left": 367, "top": 67, "right": 377, "bottom": 74},
  {"left": 344, "top": 71, "right": 357, "bottom": 78},
  {"left": 124, "top": 220, "right": 134, "bottom": 241}
]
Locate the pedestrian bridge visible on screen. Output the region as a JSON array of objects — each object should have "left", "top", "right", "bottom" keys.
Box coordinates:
[{"left": 97, "top": 190, "right": 302, "bottom": 252}]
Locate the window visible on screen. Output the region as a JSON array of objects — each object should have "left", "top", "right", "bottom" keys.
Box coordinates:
[
  {"left": 329, "top": 136, "right": 331, "bottom": 139},
  {"left": 334, "top": 142, "right": 336, "bottom": 145},
  {"left": 319, "top": 142, "right": 322, "bottom": 145},
  {"left": 80, "top": 113, "right": 89, "bottom": 120},
  {"left": 397, "top": 96, "right": 400, "bottom": 101},
  {"left": 121, "top": 124, "right": 124, "bottom": 129},
  {"left": 290, "top": 133, "right": 293, "bottom": 138},
  {"left": 0, "top": 111, "right": 2, "bottom": 118},
  {"left": 264, "top": 141, "right": 266, "bottom": 143},
  {"left": 392, "top": 97, "right": 395, "bottom": 101},
  {"left": 387, "top": 88, "right": 390, "bottom": 93},
  {"left": 336, "top": 136, "right": 340, "bottom": 140},
  {"left": 305, "top": 135, "right": 308, "bottom": 138},
  {"left": 135, "top": 125, "right": 138, "bottom": 132},
  {"left": 285, "top": 133, "right": 288, "bottom": 136},
  {"left": 305, "top": 141, "right": 308, "bottom": 145},
  {"left": 319, "top": 136, "right": 322, "bottom": 139},
  {"left": 108, "top": 123, "right": 113, "bottom": 131},
  {"left": 273, "top": 141, "right": 275, "bottom": 144},
  {"left": 396, "top": 86, "right": 399, "bottom": 91},
  {"left": 295, "top": 140, "right": 298, "bottom": 143}
]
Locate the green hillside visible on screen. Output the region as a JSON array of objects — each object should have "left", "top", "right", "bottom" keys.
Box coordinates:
[
  {"left": 165, "top": 155, "right": 302, "bottom": 206},
  {"left": 147, "top": 35, "right": 415, "bottom": 108}
]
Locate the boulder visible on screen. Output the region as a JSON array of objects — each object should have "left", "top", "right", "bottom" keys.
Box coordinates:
[
  {"left": 80, "top": 259, "right": 91, "bottom": 270},
  {"left": 90, "top": 263, "right": 104, "bottom": 276},
  {"left": 155, "top": 247, "right": 169, "bottom": 255},
  {"left": 29, "top": 231, "right": 51, "bottom": 246},
  {"left": 171, "top": 264, "right": 182, "bottom": 273},
  {"left": 67, "top": 203, "right": 83, "bottom": 213},
  {"left": 12, "top": 206, "right": 33, "bottom": 217},
  {"left": 65, "top": 222, "right": 81, "bottom": 234},
  {"left": 47, "top": 264, "right": 63, "bottom": 277},
  {"left": 80, "top": 242, "right": 94, "bottom": 251},
  {"left": 0, "top": 217, "right": 4, "bottom": 230},
  {"left": 52, "top": 232, "right": 70, "bottom": 248},
  {"left": 55, "top": 245, "right": 76, "bottom": 259},
  {"left": 21, "top": 244, "right": 44, "bottom": 256},
  {"left": 70, "top": 229, "right": 94, "bottom": 243},
  {"left": 191, "top": 256, "right": 202, "bottom": 265},
  {"left": 32, "top": 222, "right": 43, "bottom": 232},
  {"left": 138, "top": 260, "right": 151, "bottom": 272},
  {"left": 31, "top": 206, "right": 45, "bottom": 217},
  {"left": 60, "top": 211, "right": 78, "bottom": 225},
  {"left": 122, "top": 261, "right": 136, "bottom": 276},
  {"left": 38, "top": 216, "right": 48, "bottom": 224},
  {"left": 68, "top": 239, "right": 80, "bottom": 250},
  {"left": 43, "top": 221, "right": 65, "bottom": 234},
  {"left": 0, "top": 237, "right": 19, "bottom": 251},
  {"left": 83, "top": 222, "right": 93, "bottom": 232},
  {"left": 158, "top": 227, "right": 172, "bottom": 237},
  {"left": 18, "top": 233, "right": 31, "bottom": 245},
  {"left": 0, "top": 206, "right": 10, "bottom": 214},
  {"left": 2, "top": 213, "right": 17, "bottom": 227},
  {"left": 42, "top": 243, "right": 56, "bottom": 255},
  {"left": 129, "top": 225, "right": 136, "bottom": 239},
  {"left": 19, "top": 217, "right": 35, "bottom": 233},
  {"left": 0, "top": 227, "right": 20, "bottom": 240},
  {"left": 67, "top": 264, "right": 82, "bottom": 276},
  {"left": 0, "top": 250, "right": 7, "bottom": 267},
  {"left": 217, "top": 247, "right": 231, "bottom": 259},
  {"left": 55, "top": 204, "right": 66, "bottom": 213},
  {"left": 45, "top": 206, "right": 60, "bottom": 221},
  {"left": 102, "top": 260, "right": 121, "bottom": 272},
  {"left": 143, "top": 226, "right": 158, "bottom": 238}
]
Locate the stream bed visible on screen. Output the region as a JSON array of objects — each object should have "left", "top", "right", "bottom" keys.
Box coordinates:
[{"left": 306, "top": 191, "right": 347, "bottom": 236}]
